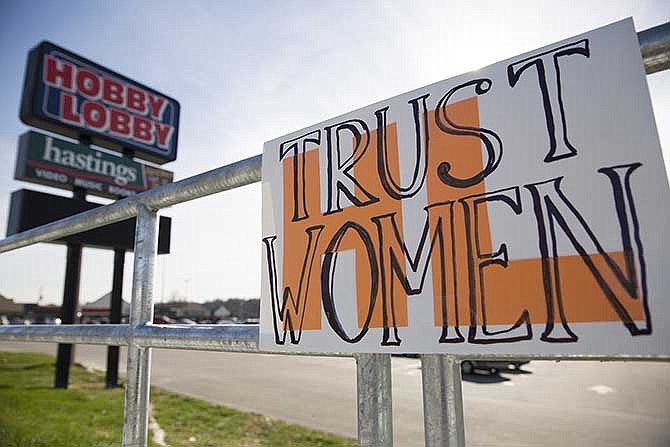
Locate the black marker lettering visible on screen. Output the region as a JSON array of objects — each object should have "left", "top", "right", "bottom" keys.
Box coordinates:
[
  {"left": 262, "top": 225, "right": 324, "bottom": 344},
  {"left": 434, "top": 79, "right": 503, "bottom": 188},
  {"left": 375, "top": 94, "right": 430, "bottom": 199},
  {"left": 325, "top": 120, "right": 379, "bottom": 214},
  {"left": 460, "top": 187, "right": 532, "bottom": 344},
  {"left": 371, "top": 202, "right": 464, "bottom": 344},
  {"left": 278, "top": 130, "right": 321, "bottom": 222},
  {"left": 321, "top": 222, "right": 379, "bottom": 343},
  {"left": 525, "top": 163, "right": 650, "bottom": 343},
  {"left": 507, "top": 39, "right": 590, "bottom": 162}
]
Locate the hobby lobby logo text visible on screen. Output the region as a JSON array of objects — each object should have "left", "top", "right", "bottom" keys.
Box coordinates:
[{"left": 42, "top": 54, "right": 175, "bottom": 150}]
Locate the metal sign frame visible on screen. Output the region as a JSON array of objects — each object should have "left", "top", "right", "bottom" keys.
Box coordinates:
[{"left": 6, "top": 188, "right": 172, "bottom": 253}]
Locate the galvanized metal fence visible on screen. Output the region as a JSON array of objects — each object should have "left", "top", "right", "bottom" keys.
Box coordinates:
[{"left": 0, "top": 23, "right": 669, "bottom": 447}]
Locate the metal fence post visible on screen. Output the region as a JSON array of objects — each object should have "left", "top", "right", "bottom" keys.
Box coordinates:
[
  {"left": 53, "top": 240, "right": 83, "bottom": 388},
  {"left": 355, "top": 353, "right": 393, "bottom": 447},
  {"left": 421, "top": 355, "right": 465, "bottom": 447},
  {"left": 106, "top": 248, "right": 125, "bottom": 388},
  {"left": 122, "top": 205, "right": 158, "bottom": 447}
]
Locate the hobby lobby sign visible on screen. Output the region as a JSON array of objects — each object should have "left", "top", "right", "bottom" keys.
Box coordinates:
[
  {"left": 20, "top": 41, "right": 179, "bottom": 164},
  {"left": 259, "top": 19, "right": 670, "bottom": 356}
]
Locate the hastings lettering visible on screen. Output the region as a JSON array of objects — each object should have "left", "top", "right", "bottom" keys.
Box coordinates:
[
  {"left": 15, "top": 131, "right": 174, "bottom": 200},
  {"left": 41, "top": 136, "right": 138, "bottom": 186}
]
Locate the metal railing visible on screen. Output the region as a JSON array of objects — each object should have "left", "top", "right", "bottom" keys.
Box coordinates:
[{"left": 0, "top": 23, "right": 668, "bottom": 447}]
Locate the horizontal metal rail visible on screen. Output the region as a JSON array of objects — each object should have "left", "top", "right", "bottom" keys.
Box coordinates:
[
  {"left": 639, "top": 22, "right": 670, "bottom": 74},
  {"left": 0, "top": 324, "right": 128, "bottom": 345},
  {"left": 0, "top": 154, "right": 262, "bottom": 253},
  {"left": 0, "top": 323, "right": 668, "bottom": 361}
]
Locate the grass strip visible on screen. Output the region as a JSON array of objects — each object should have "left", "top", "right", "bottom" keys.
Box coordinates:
[{"left": 0, "top": 351, "right": 355, "bottom": 447}]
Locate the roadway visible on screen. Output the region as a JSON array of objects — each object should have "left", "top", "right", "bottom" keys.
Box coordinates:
[{"left": 1, "top": 342, "right": 668, "bottom": 446}]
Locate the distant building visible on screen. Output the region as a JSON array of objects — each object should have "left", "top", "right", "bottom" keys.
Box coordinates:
[
  {"left": 165, "top": 302, "right": 210, "bottom": 319},
  {"left": 213, "top": 305, "right": 231, "bottom": 320},
  {"left": 24, "top": 304, "right": 61, "bottom": 322},
  {"left": 221, "top": 298, "right": 260, "bottom": 320},
  {"left": 0, "top": 294, "right": 24, "bottom": 316},
  {"left": 81, "top": 292, "right": 130, "bottom": 318}
]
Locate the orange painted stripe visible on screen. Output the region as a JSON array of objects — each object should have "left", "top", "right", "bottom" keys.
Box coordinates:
[{"left": 278, "top": 96, "right": 644, "bottom": 334}]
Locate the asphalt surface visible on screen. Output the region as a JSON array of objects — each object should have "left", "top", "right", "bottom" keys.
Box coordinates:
[{"left": 1, "top": 342, "right": 668, "bottom": 446}]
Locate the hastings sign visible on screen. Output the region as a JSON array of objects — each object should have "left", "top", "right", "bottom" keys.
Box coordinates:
[
  {"left": 259, "top": 19, "right": 670, "bottom": 356},
  {"left": 20, "top": 41, "right": 180, "bottom": 164},
  {"left": 15, "top": 131, "right": 173, "bottom": 199}
]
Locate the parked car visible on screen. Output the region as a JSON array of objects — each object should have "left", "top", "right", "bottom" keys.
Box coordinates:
[
  {"left": 177, "top": 318, "right": 197, "bottom": 325},
  {"left": 395, "top": 354, "right": 529, "bottom": 375},
  {"left": 153, "top": 315, "right": 176, "bottom": 324},
  {"left": 9, "top": 317, "right": 31, "bottom": 325},
  {"left": 460, "top": 360, "right": 529, "bottom": 375}
]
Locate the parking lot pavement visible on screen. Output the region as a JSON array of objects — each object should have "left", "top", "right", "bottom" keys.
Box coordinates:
[{"left": 1, "top": 342, "right": 668, "bottom": 446}]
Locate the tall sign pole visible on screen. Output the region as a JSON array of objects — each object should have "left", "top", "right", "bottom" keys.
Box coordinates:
[
  {"left": 55, "top": 159, "right": 87, "bottom": 388},
  {"left": 106, "top": 247, "right": 125, "bottom": 388},
  {"left": 106, "top": 147, "right": 135, "bottom": 388}
]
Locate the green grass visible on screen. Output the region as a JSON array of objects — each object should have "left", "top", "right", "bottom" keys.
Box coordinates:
[{"left": 0, "top": 351, "right": 356, "bottom": 447}]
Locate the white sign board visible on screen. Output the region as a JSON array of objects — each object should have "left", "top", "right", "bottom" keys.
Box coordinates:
[{"left": 260, "top": 19, "right": 670, "bottom": 356}]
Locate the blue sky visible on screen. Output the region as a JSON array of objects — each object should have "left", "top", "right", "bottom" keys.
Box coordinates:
[{"left": 0, "top": 0, "right": 667, "bottom": 304}]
